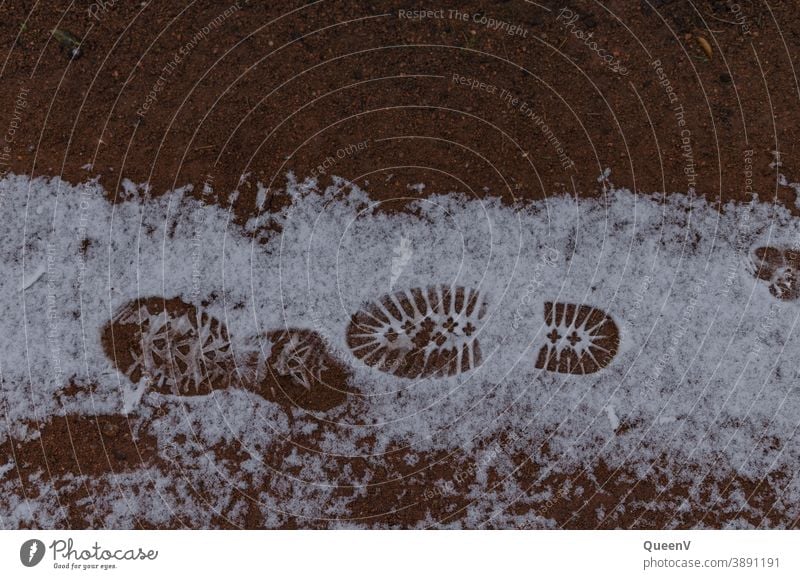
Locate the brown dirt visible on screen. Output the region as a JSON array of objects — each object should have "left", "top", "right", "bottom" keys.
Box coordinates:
[
  {"left": 2, "top": 413, "right": 161, "bottom": 528},
  {"left": 2, "top": 0, "right": 799, "bottom": 215},
  {"left": 5, "top": 417, "right": 793, "bottom": 528},
  {"left": 255, "top": 328, "right": 354, "bottom": 412},
  {"left": 2, "top": 0, "right": 800, "bottom": 528}
]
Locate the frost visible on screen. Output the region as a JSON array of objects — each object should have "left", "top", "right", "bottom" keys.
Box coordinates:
[
  {"left": 605, "top": 405, "right": 620, "bottom": 431},
  {"left": 121, "top": 379, "right": 148, "bottom": 413},
  {"left": 389, "top": 236, "right": 413, "bottom": 290},
  {"left": 1, "top": 172, "right": 799, "bottom": 528}
]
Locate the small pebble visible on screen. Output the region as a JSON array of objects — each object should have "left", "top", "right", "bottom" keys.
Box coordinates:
[
  {"left": 696, "top": 36, "right": 713, "bottom": 59},
  {"left": 101, "top": 421, "right": 119, "bottom": 438}
]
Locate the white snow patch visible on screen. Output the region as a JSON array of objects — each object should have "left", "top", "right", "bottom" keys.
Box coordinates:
[
  {"left": 605, "top": 404, "right": 620, "bottom": 431},
  {"left": 0, "top": 172, "right": 799, "bottom": 528}
]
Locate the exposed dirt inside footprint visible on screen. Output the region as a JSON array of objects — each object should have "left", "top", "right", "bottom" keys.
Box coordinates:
[
  {"left": 535, "top": 302, "right": 620, "bottom": 374},
  {"left": 101, "top": 297, "right": 235, "bottom": 396},
  {"left": 347, "top": 286, "right": 486, "bottom": 379},
  {"left": 248, "top": 328, "right": 354, "bottom": 412}
]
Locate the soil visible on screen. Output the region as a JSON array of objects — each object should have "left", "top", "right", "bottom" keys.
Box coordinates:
[
  {"left": 2, "top": 0, "right": 800, "bottom": 528},
  {"left": 3, "top": 0, "right": 800, "bottom": 215}
]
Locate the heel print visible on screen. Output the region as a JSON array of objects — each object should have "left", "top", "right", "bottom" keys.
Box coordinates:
[
  {"left": 346, "top": 285, "right": 486, "bottom": 378},
  {"left": 250, "top": 328, "right": 352, "bottom": 412},
  {"left": 535, "top": 302, "right": 619, "bottom": 374},
  {"left": 102, "top": 297, "right": 234, "bottom": 396}
]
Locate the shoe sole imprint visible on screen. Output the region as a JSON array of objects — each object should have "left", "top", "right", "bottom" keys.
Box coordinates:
[
  {"left": 248, "top": 328, "right": 352, "bottom": 412},
  {"left": 346, "top": 285, "right": 486, "bottom": 378},
  {"left": 749, "top": 246, "right": 800, "bottom": 301},
  {"left": 102, "top": 297, "right": 233, "bottom": 396},
  {"left": 535, "top": 302, "right": 619, "bottom": 375}
]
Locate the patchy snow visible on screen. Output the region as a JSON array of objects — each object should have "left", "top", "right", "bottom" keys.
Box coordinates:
[{"left": 1, "top": 172, "right": 799, "bottom": 528}]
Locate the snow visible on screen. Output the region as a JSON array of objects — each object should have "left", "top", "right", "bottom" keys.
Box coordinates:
[
  {"left": 605, "top": 405, "right": 620, "bottom": 431},
  {"left": 1, "top": 171, "right": 799, "bottom": 528}
]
